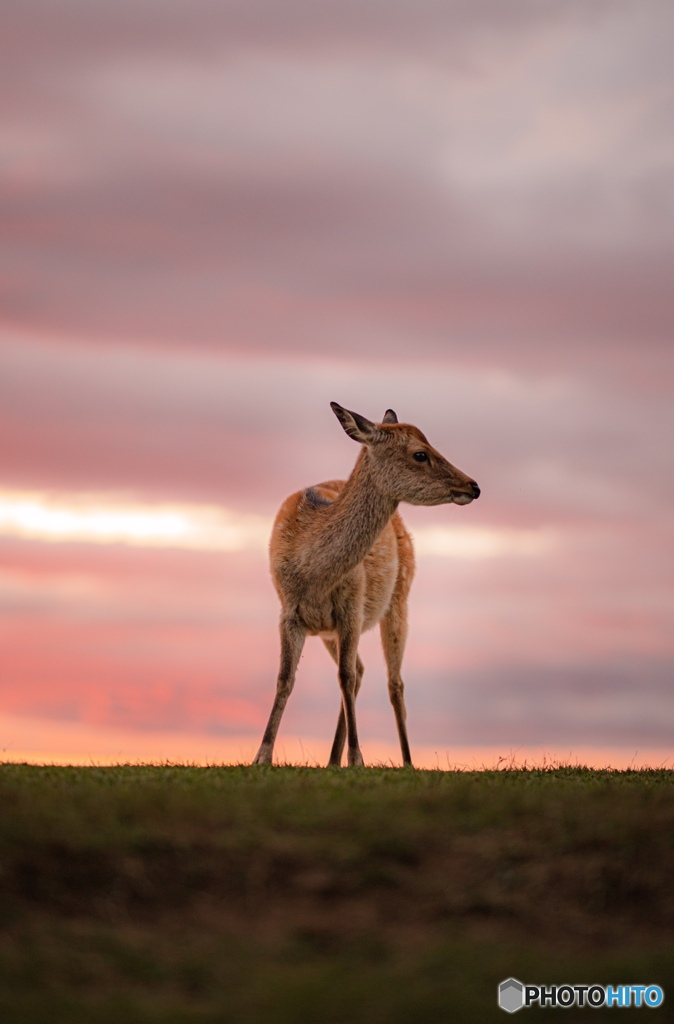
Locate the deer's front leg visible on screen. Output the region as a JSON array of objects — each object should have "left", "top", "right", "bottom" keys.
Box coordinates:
[
  {"left": 323, "top": 637, "right": 364, "bottom": 766},
  {"left": 253, "top": 616, "right": 306, "bottom": 765},
  {"left": 337, "top": 630, "right": 364, "bottom": 767}
]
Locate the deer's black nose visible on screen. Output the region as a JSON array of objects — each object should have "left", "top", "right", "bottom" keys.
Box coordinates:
[{"left": 471, "top": 481, "right": 481, "bottom": 499}]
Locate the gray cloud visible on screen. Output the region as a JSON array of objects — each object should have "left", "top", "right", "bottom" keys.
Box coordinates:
[
  {"left": 410, "top": 660, "right": 674, "bottom": 748},
  {"left": 2, "top": 0, "right": 673, "bottom": 374}
]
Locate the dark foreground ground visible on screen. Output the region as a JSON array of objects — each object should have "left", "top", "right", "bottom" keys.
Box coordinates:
[{"left": 1, "top": 763, "right": 673, "bottom": 1023}]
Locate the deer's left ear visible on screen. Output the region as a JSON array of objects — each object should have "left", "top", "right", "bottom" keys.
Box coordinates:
[
  {"left": 330, "top": 402, "right": 380, "bottom": 444},
  {"left": 382, "top": 409, "right": 398, "bottom": 424}
]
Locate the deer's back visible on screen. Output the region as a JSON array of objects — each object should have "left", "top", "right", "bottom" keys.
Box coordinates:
[{"left": 270, "top": 480, "right": 414, "bottom": 635}]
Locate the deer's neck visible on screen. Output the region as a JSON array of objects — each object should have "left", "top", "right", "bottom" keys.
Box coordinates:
[{"left": 305, "top": 449, "right": 397, "bottom": 586}]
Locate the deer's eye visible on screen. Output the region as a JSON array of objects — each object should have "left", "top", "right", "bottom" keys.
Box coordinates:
[{"left": 413, "top": 451, "right": 428, "bottom": 463}]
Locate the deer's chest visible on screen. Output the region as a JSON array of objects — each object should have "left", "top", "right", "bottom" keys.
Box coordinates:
[
  {"left": 361, "top": 524, "right": 399, "bottom": 631},
  {"left": 298, "top": 523, "right": 399, "bottom": 637}
]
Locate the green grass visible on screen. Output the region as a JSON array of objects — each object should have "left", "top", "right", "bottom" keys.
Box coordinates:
[{"left": 1, "top": 763, "right": 673, "bottom": 1022}]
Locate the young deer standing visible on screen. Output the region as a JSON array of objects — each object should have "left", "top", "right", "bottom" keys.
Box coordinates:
[{"left": 253, "top": 403, "right": 480, "bottom": 768}]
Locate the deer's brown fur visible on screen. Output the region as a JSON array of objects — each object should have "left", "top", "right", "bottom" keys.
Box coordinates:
[{"left": 253, "top": 403, "right": 480, "bottom": 767}]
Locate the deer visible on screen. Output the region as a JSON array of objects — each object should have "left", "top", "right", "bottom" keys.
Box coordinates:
[{"left": 253, "top": 402, "right": 480, "bottom": 768}]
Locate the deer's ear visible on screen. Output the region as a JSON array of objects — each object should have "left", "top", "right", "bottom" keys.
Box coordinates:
[
  {"left": 382, "top": 409, "right": 398, "bottom": 424},
  {"left": 330, "top": 402, "right": 379, "bottom": 444}
]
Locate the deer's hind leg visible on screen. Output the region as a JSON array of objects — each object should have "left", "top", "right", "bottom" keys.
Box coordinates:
[
  {"left": 380, "top": 583, "right": 413, "bottom": 767},
  {"left": 253, "top": 615, "right": 306, "bottom": 765},
  {"left": 323, "top": 637, "right": 364, "bottom": 767}
]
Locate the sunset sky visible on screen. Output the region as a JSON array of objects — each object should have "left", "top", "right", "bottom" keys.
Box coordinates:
[{"left": 2, "top": 0, "right": 673, "bottom": 768}]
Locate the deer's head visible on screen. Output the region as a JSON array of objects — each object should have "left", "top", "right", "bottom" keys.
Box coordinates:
[{"left": 331, "top": 402, "right": 480, "bottom": 507}]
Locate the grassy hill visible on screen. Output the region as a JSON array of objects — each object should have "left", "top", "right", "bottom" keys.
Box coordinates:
[{"left": 1, "top": 763, "right": 673, "bottom": 1022}]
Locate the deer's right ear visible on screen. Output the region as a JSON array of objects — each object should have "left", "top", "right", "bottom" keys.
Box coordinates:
[
  {"left": 382, "top": 409, "right": 398, "bottom": 424},
  {"left": 330, "top": 402, "right": 379, "bottom": 444}
]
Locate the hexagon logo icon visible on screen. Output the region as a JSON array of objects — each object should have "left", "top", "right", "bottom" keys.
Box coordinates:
[{"left": 499, "top": 978, "right": 524, "bottom": 1013}]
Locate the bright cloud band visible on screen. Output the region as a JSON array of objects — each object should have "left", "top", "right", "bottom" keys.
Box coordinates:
[
  {"left": 0, "top": 491, "right": 269, "bottom": 552},
  {"left": 0, "top": 490, "right": 555, "bottom": 559}
]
